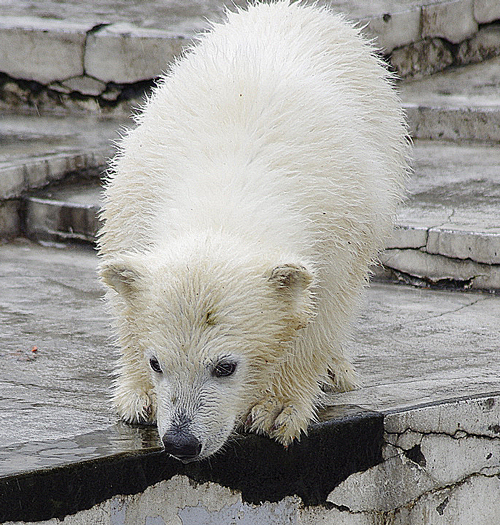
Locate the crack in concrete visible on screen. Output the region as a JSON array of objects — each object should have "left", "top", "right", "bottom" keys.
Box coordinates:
[
  {"left": 412, "top": 296, "right": 486, "bottom": 324},
  {"left": 83, "top": 23, "right": 112, "bottom": 78},
  {"left": 382, "top": 263, "right": 492, "bottom": 291},
  {"left": 392, "top": 469, "right": 500, "bottom": 515},
  {"left": 445, "top": 208, "right": 456, "bottom": 225},
  {"left": 385, "top": 426, "right": 500, "bottom": 443},
  {"left": 380, "top": 294, "right": 489, "bottom": 334}
]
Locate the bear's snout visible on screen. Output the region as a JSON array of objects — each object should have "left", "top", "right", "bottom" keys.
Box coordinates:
[{"left": 162, "top": 428, "right": 202, "bottom": 463}]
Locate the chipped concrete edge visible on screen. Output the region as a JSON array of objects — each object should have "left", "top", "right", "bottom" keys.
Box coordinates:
[
  {"left": 325, "top": 392, "right": 500, "bottom": 524},
  {"left": 380, "top": 220, "right": 500, "bottom": 290}
]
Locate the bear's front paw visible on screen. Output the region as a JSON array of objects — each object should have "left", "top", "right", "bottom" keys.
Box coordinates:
[
  {"left": 113, "top": 386, "right": 156, "bottom": 425},
  {"left": 245, "top": 396, "right": 311, "bottom": 446},
  {"left": 269, "top": 404, "right": 310, "bottom": 446}
]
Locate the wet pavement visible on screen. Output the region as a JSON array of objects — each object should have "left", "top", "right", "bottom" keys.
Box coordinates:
[
  {"left": 397, "top": 140, "right": 500, "bottom": 237},
  {"left": 0, "top": 240, "right": 113, "bottom": 451}
]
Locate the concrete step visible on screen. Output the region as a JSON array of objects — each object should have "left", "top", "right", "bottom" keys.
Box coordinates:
[
  {"left": 0, "top": 114, "right": 118, "bottom": 200},
  {"left": 0, "top": 0, "right": 499, "bottom": 114},
  {"left": 401, "top": 55, "right": 500, "bottom": 141},
  {"left": 382, "top": 139, "right": 500, "bottom": 290},
  {"left": 1, "top": 240, "right": 499, "bottom": 523},
  {"left": 0, "top": 113, "right": 120, "bottom": 238},
  {"left": 20, "top": 139, "right": 500, "bottom": 290},
  {"left": 25, "top": 180, "right": 102, "bottom": 243}
]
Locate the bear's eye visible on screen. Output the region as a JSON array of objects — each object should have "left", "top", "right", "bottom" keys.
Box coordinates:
[
  {"left": 213, "top": 361, "right": 237, "bottom": 378},
  {"left": 149, "top": 357, "right": 163, "bottom": 374}
]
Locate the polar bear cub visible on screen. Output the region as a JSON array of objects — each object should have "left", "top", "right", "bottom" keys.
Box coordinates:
[{"left": 98, "top": 1, "right": 409, "bottom": 462}]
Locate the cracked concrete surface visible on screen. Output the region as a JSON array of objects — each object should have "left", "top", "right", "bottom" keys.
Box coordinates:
[
  {"left": 390, "top": 141, "right": 500, "bottom": 261},
  {"left": 1, "top": 241, "right": 499, "bottom": 451}
]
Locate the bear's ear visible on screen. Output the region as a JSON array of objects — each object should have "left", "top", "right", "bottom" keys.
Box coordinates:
[
  {"left": 99, "top": 258, "right": 145, "bottom": 298},
  {"left": 269, "top": 263, "right": 314, "bottom": 292},
  {"left": 268, "top": 263, "right": 316, "bottom": 329}
]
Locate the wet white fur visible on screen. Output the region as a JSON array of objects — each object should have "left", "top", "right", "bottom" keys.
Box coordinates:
[{"left": 98, "top": 1, "right": 409, "bottom": 459}]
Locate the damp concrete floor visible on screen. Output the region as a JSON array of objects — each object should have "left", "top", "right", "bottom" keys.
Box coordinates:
[{"left": 1, "top": 239, "right": 499, "bottom": 478}]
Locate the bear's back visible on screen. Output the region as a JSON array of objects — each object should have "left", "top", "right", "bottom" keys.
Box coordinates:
[{"left": 99, "top": 1, "right": 408, "bottom": 261}]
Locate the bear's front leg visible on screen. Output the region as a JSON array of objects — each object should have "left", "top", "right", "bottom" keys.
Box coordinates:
[
  {"left": 113, "top": 355, "right": 156, "bottom": 425},
  {"left": 245, "top": 390, "right": 316, "bottom": 446},
  {"left": 245, "top": 346, "right": 358, "bottom": 446}
]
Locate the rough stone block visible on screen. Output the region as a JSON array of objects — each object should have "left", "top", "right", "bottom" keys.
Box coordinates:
[
  {"left": 474, "top": 0, "right": 500, "bottom": 23},
  {"left": 406, "top": 106, "right": 500, "bottom": 142},
  {"left": 327, "top": 454, "right": 437, "bottom": 513},
  {"left": 0, "top": 200, "right": 20, "bottom": 238},
  {"left": 420, "top": 433, "right": 500, "bottom": 485},
  {"left": 422, "top": 0, "right": 478, "bottom": 44},
  {"left": 457, "top": 25, "right": 500, "bottom": 65},
  {"left": 361, "top": 8, "right": 421, "bottom": 53},
  {"left": 25, "top": 197, "right": 100, "bottom": 243},
  {"left": 386, "top": 223, "right": 428, "bottom": 249},
  {"left": 0, "top": 17, "right": 89, "bottom": 83},
  {"left": 61, "top": 75, "right": 107, "bottom": 96},
  {"left": 0, "top": 164, "right": 25, "bottom": 200},
  {"left": 0, "top": 150, "right": 107, "bottom": 201},
  {"left": 327, "top": 396, "right": 500, "bottom": 519},
  {"left": 384, "top": 395, "right": 500, "bottom": 437},
  {"left": 85, "top": 24, "right": 187, "bottom": 84},
  {"left": 400, "top": 475, "right": 500, "bottom": 525},
  {"left": 390, "top": 38, "right": 454, "bottom": 79}
]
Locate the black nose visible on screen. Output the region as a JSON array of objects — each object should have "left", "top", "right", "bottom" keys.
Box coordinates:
[{"left": 162, "top": 430, "right": 202, "bottom": 462}]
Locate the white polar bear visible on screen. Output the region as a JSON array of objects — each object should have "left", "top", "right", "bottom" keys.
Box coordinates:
[{"left": 98, "top": 0, "right": 409, "bottom": 462}]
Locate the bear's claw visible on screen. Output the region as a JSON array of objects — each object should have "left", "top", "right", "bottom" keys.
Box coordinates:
[
  {"left": 114, "top": 387, "right": 157, "bottom": 425},
  {"left": 247, "top": 397, "right": 308, "bottom": 446}
]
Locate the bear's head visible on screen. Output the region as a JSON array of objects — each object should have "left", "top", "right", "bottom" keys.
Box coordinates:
[{"left": 100, "top": 246, "right": 315, "bottom": 462}]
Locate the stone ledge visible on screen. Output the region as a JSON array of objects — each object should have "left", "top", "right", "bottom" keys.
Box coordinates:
[
  {"left": 389, "top": 223, "right": 500, "bottom": 266},
  {"left": 0, "top": 113, "right": 120, "bottom": 239},
  {"left": 326, "top": 393, "right": 500, "bottom": 523},
  {"left": 379, "top": 248, "right": 500, "bottom": 290},
  {"left": 84, "top": 24, "right": 187, "bottom": 85},
  {"left": 2, "top": 394, "right": 499, "bottom": 524},
  {"left": 0, "top": 17, "right": 90, "bottom": 85},
  {"left": 404, "top": 104, "right": 500, "bottom": 142},
  {"left": 401, "top": 53, "right": 500, "bottom": 141},
  {"left": 0, "top": 16, "right": 190, "bottom": 87},
  {"left": 0, "top": 150, "right": 106, "bottom": 201}
]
